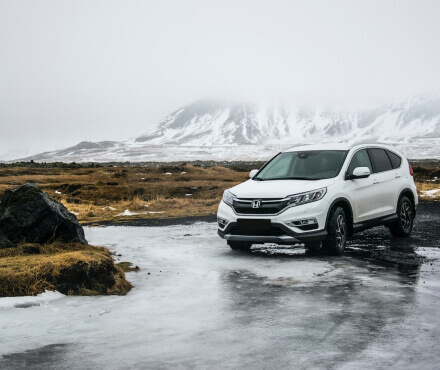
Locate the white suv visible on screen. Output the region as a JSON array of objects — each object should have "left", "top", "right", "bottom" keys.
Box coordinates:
[{"left": 217, "top": 142, "right": 418, "bottom": 255}]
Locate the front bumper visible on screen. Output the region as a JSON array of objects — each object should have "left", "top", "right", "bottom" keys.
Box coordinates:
[
  {"left": 217, "top": 199, "right": 329, "bottom": 244},
  {"left": 218, "top": 221, "right": 327, "bottom": 244}
]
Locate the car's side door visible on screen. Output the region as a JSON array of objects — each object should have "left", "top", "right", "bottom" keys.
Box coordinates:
[
  {"left": 346, "top": 149, "right": 382, "bottom": 222},
  {"left": 367, "top": 148, "right": 396, "bottom": 216}
]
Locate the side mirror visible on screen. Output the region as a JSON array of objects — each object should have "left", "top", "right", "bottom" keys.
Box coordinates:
[
  {"left": 347, "top": 167, "right": 371, "bottom": 180},
  {"left": 249, "top": 169, "right": 259, "bottom": 178}
]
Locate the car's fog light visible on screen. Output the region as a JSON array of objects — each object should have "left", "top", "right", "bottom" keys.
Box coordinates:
[
  {"left": 218, "top": 217, "right": 229, "bottom": 229},
  {"left": 286, "top": 218, "right": 317, "bottom": 227}
]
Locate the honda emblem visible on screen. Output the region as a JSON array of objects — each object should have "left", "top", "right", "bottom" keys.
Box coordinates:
[{"left": 251, "top": 200, "right": 261, "bottom": 208}]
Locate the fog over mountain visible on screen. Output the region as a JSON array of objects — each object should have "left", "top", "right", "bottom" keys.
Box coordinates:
[
  {"left": 2, "top": 1, "right": 440, "bottom": 160},
  {"left": 17, "top": 93, "right": 440, "bottom": 162}
]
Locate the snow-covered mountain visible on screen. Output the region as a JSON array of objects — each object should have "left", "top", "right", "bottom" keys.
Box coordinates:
[
  {"left": 15, "top": 94, "right": 440, "bottom": 162},
  {"left": 135, "top": 95, "right": 440, "bottom": 145}
]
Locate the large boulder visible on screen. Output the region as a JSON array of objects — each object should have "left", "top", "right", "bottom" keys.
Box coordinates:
[{"left": 0, "top": 185, "right": 87, "bottom": 248}]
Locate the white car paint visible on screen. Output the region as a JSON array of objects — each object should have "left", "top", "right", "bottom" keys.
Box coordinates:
[{"left": 217, "top": 142, "right": 418, "bottom": 243}]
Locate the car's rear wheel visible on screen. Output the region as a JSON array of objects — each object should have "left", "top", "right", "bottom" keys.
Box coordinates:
[
  {"left": 228, "top": 241, "right": 252, "bottom": 251},
  {"left": 322, "top": 207, "right": 347, "bottom": 255},
  {"left": 388, "top": 196, "right": 414, "bottom": 237}
]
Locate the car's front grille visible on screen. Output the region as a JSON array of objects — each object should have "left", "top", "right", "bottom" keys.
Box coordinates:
[{"left": 232, "top": 198, "right": 289, "bottom": 215}]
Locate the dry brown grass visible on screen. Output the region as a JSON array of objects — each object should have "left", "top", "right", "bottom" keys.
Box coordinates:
[
  {"left": 0, "top": 242, "right": 132, "bottom": 297},
  {"left": 416, "top": 182, "right": 440, "bottom": 200},
  {"left": 0, "top": 165, "right": 248, "bottom": 223},
  {"left": 0, "top": 164, "right": 438, "bottom": 224}
]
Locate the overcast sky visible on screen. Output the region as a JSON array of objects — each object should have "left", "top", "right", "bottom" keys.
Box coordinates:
[{"left": 1, "top": 0, "right": 440, "bottom": 160}]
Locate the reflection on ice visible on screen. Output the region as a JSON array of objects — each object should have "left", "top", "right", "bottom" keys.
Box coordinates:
[{"left": 1, "top": 221, "right": 439, "bottom": 369}]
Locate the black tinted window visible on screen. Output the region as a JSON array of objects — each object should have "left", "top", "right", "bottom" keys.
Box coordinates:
[
  {"left": 368, "top": 148, "right": 393, "bottom": 173},
  {"left": 347, "top": 149, "right": 373, "bottom": 174},
  {"left": 386, "top": 150, "right": 402, "bottom": 169}
]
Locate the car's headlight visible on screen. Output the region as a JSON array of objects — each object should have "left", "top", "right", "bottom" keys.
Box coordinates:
[
  {"left": 287, "top": 187, "right": 327, "bottom": 207},
  {"left": 222, "top": 189, "right": 236, "bottom": 207}
]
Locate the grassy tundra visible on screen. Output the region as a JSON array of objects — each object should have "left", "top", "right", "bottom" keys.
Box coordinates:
[{"left": 0, "top": 162, "right": 438, "bottom": 224}]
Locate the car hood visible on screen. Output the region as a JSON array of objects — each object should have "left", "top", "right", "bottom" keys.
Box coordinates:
[{"left": 229, "top": 178, "right": 335, "bottom": 199}]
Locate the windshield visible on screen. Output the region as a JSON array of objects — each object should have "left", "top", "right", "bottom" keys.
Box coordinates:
[{"left": 255, "top": 150, "right": 348, "bottom": 180}]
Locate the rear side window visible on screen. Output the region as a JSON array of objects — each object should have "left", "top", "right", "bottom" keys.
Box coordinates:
[
  {"left": 386, "top": 150, "right": 402, "bottom": 169},
  {"left": 368, "top": 148, "right": 393, "bottom": 173},
  {"left": 347, "top": 149, "right": 373, "bottom": 174}
]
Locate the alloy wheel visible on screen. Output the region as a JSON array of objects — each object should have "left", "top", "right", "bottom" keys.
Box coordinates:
[
  {"left": 335, "top": 214, "right": 346, "bottom": 250},
  {"left": 400, "top": 201, "right": 412, "bottom": 232}
]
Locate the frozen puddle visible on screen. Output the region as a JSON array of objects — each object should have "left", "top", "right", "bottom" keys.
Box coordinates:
[{"left": 1, "top": 222, "right": 440, "bottom": 369}]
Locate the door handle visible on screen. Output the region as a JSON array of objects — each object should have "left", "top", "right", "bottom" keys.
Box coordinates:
[
  {"left": 395, "top": 173, "right": 401, "bottom": 178},
  {"left": 373, "top": 179, "right": 379, "bottom": 185}
]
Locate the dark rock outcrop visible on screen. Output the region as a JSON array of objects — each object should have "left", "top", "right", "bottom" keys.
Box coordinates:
[{"left": 0, "top": 185, "right": 87, "bottom": 248}]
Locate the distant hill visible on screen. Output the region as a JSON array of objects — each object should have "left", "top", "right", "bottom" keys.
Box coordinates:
[{"left": 17, "top": 93, "right": 440, "bottom": 162}]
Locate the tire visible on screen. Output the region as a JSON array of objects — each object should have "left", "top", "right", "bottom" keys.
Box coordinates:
[
  {"left": 322, "top": 207, "right": 347, "bottom": 255},
  {"left": 228, "top": 241, "right": 252, "bottom": 251},
  {"left": 388, "top": 196, "right": 414, "bottom": 237}
]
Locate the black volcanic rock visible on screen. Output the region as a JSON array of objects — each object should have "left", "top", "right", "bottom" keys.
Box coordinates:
[{"left": 0, "top": 185, "right": 87, "bottom": 248}]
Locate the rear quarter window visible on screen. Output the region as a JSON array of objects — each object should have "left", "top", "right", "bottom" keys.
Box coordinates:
[
  {"left": 367, "top": 148, "right": 393, "bottom": 173},
  {"left": 386, "top": 150, "right": 402, "bottom": 169}
]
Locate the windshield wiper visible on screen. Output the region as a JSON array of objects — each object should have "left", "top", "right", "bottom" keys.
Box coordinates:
[
  {"left": 282, "top": 177, "right": 314, "bottom": 180},
  {"left": 254, "top": 176, "right": 312, "bottom": 181}
]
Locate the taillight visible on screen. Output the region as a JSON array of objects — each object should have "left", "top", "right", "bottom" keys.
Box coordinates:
[{"left": 409, "top": 163, "right": 414, "bottom": 176}]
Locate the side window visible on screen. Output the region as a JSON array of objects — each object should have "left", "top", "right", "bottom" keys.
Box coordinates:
[
  {"left": 386, "top": 150, "right": 402, "bottom": 169},
  {"left": 347, "top": 149, "right": 373, "bottom": 174},
  {"left": 368, "top": 148, "right": 393, "bottom": 173}
]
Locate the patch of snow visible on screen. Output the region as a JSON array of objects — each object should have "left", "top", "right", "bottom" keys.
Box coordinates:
[
  {"left": 55, "top": 190, "right": 62, "bottom": 194},
  {"left": 164, "top": 172, "right": 172, "bottom": 175},
  {"left": 186, "top": 194, "right": 192, "bottom": 196},
  {"left": 0, "top": 290, "right": 64, "bottom": 309},
  {"left": 101, "top": 206, "right": 117, "bottom": 211},
  {"left": 421, "top": 189, "right": 440, "bottom": 197},
  {"left": 118, "top": 210, "right": 144, "bottom": 216},
  {"left": 118, "top": 209, "right": 163, "bottom": 216}
]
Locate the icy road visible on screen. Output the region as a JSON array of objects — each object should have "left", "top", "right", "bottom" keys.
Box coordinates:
[{"left": 1, "top": 203, "right": 440, "bottom": 369}]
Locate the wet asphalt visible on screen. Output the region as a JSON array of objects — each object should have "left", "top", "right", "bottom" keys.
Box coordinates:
[{"left": 1, "top": 202, "right": 440, "bottom": 369}]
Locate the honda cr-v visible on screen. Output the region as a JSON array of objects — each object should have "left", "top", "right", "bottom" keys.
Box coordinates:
[{"left": 217, "top": 142, "right": 418, "bottom": 254}]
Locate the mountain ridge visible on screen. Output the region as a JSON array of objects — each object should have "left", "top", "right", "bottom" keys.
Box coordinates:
[{"left": 13, "top": 93, "right": 440, "bottom": 162}]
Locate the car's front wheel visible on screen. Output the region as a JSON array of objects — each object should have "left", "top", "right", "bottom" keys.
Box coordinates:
[
  {"left": 228, "top": 241, "right": 252, "bottom": 251},
  {"left": 388, "top": 196, "right": 414, "bottom": 237},
  {"left": 322, "top": 207, "right": 347, "bottom": 255}
]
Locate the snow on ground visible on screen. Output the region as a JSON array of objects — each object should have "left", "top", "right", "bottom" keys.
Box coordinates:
[
  {"left": 0, "top": 291, "right": 64, "bottom": 309},
  {"left": 421, "top": 189, "right": 440, "bottom": 197},
  {"left": 118, "top": 210, "right": 165, "bottom": 216}
]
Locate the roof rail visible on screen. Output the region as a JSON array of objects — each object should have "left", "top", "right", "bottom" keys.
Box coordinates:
[{"left": 347, "top": 140, "right": 393, "bottom": 149}]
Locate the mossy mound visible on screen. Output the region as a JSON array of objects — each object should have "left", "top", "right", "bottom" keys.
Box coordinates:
[{"left": 0, "top": 243, "right": 132, "bottom": 297}]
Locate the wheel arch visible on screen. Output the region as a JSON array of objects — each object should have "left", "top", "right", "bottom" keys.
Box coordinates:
[
  {"left": 398, "top": 188, "right": 416, "bottom": 217},
  {"left": 325, "top": 197, "right": 354, "bottom": 237}
]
